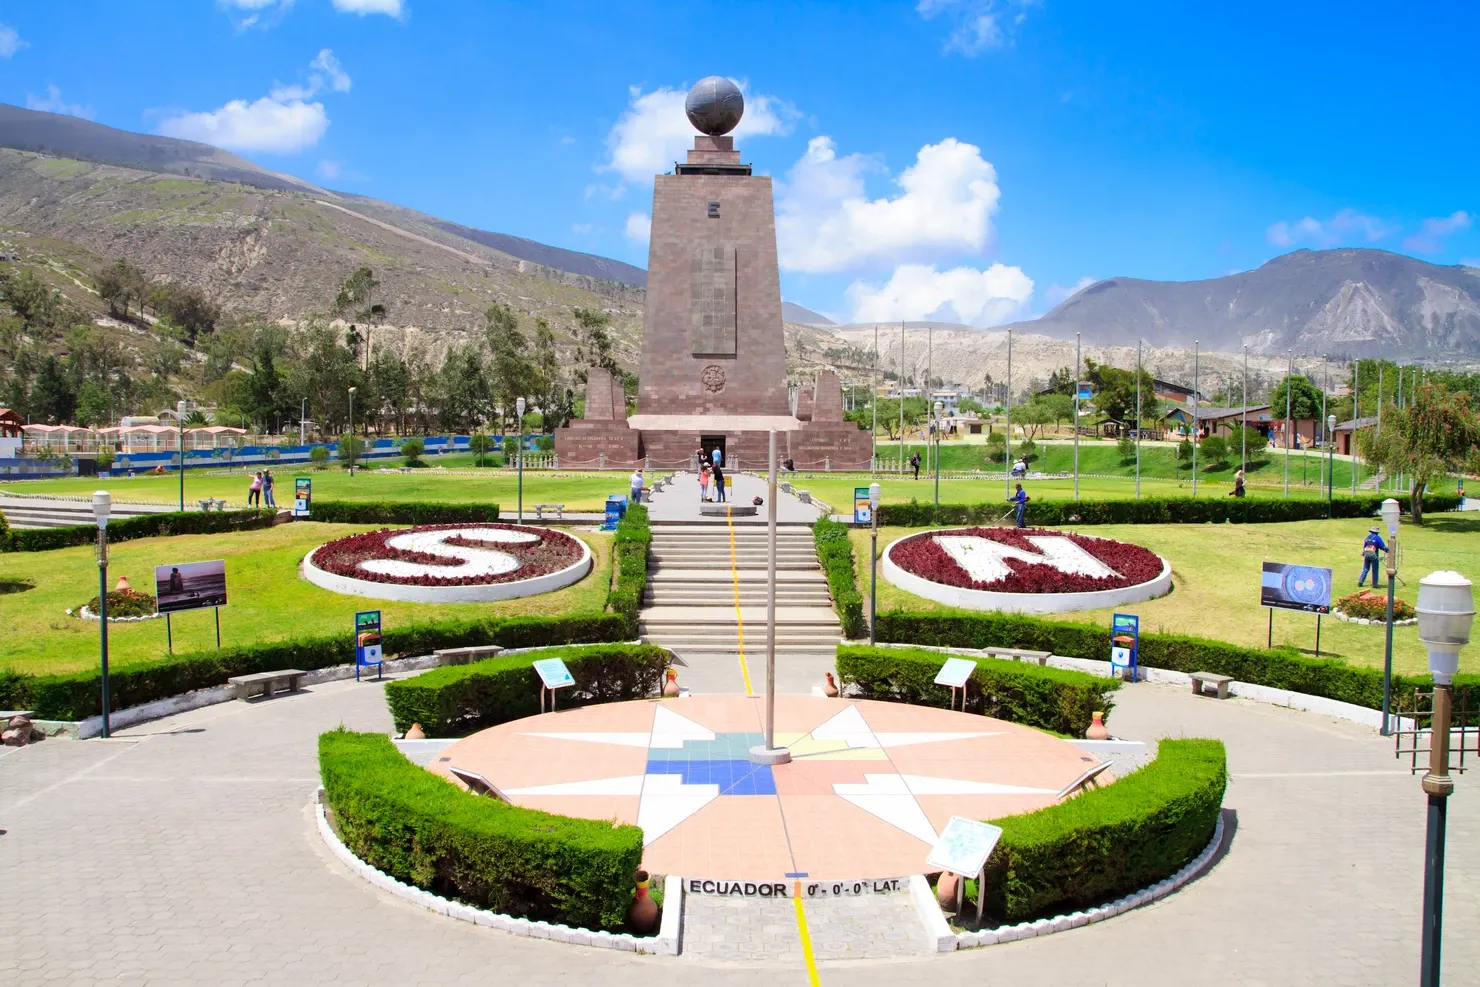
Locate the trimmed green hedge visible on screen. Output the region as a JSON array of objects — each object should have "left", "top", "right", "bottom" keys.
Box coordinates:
[
  {"left": 306, "top": 500, "right": 501, "bottom": 525},
  {"left": 875, "top": 610, "right": 1480, "bottom": 711},
  {"left": 384, "top": 643, "right": 668, "bottom": 737},
  {"left": 607, "top": 505, "right": 650, "bottom": 637},
  {"left": 876, "top": 493, "right": 1461, "bottom": 528},
  {"left": 981, "top": 738, "right": 1226, "bottom": 922},
  {"left": 0, "top": 612, "right": 627, "bottom": 721},
  {"left": 320, "top": 729, "right": 642, "bottom": 930},
  {"left": 3, "top": 508, "right": 278, "bottom": 553},
  {"left": 815, "top": 518, "right": 867, "bottom": 639},
  {"left": 836, "top": 644, "right": 1117, "bottom": 737}
]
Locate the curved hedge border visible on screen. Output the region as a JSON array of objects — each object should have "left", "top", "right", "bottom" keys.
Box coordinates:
[
  {"left": 874, "top": 610, "right": 1479, "bottom": 712},
  {"left": 607, "top": 505, "right": 649, "bottom": 637},
  {"left": 3, "top": 508, "right": 278, "bottom": 553},
  {"left": 836, "top": 644, "right": 1117, "bottom": 737},
  {"left": 320, "top": 729, "right": 642, "bottom": 930},
  {"left": 385, "top": 643, "right": 668, "bottom": 737},
  {"left": 981, "top": 738, "right": 1226, "bottom": 922},
  {"left": 815, "top": 519, "right": 866, "bottom": 639},
  {"left": 877, "top": 493, "right": 1459, "bottom": 528},
  {"left": 306, "top": 500, "right": 501, "bottom": 525}
]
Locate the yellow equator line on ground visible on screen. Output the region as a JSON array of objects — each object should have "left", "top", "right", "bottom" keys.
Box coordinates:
[
  {"left": 793, "top": 881, "right": 822, "bottom": 987},
  {"left": 725, "top": 506, "right": 755, "bottom": 697}
]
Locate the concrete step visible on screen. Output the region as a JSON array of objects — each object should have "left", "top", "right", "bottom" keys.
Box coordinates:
[
  {"left": 644, "top": 591, "right": 834, "bottom": 606},
  {"left": 640, "top": 605, "right": 841, "bottom": 626},
  {"left": 647, "top": 568, "right": 827, "bottom": 584}
]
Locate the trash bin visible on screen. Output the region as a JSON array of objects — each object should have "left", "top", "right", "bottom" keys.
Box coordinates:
[{"left": 603, "top": 494, "right": 628, "bottom": 530}]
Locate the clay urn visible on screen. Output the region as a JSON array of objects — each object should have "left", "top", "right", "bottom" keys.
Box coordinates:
[
  {"left": 662, "top": 669, "right": 680, "bottom": 698},
  {"left": 114, "top": 575, "right": 132, "bottom": 593},
  {"left": 935, "top": 872, "right": 960, "bottom": 910},
  {"left": 823, "top": 671, "right": 840, "bottom": 698},
  {"left": 405, "top": 723, "right": 426, "bottom": 740},
  {"left": 629, "top": 869, "right": 659, "bottom": 933},
  {"left": 1086, "top": 711, "right": 1110, "bottom": 741}
]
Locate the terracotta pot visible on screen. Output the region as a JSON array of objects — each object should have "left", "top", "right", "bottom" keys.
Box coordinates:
[
  {"left": 629, "top": 870, "right": 659, "bottom": 933},
  {"left": 405, "top": 723, "right": 425, "bottom": 740},
  {"left": 115, "top": 575, "right": 132, "bottom": 592},
  {"left": 1086, "top": 711, "right": 1109, "bottom": 741},
  {"left": 823, "top": 671, "right": 839, "bottom": 698},
  {"left": 662, "top": 669, "right": 680, "bottom": 698},
  {"left": 936, "top": 872, "right": 960, "bottom": 910}
]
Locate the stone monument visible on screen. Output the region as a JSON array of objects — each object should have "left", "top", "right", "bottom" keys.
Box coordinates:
[{"left": 556, "top": 76, "right": 871, "bottom": 470}]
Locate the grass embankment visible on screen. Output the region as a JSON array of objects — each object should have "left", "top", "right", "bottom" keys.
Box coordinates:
[
  {"left": 0, "top": 522, "right": 613, "bottom": 676},
  {"left": 0, "top": 467, "right": 649, "bottom": 511},
  {"left": 849, "top": 514, "right": 1480, "bottom": 677}
]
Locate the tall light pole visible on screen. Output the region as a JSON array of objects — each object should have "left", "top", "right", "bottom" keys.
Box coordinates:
[
  {"left": 1135, "top": 339, "right": 1142, "bottom": 500},
  {"left": 1004, "top": 329, "right": 1012, "bottom": 501},
  {"left": 1284, "top": 350, "right": 1292, "bottom": 500},
  {"left": 750, "top": 430, "right": 790, "bottom": 767},
  {"left": 1073, "top": 331, "right": 1081, "bottom": 502},
  {"left": 1327, "top": 414, "right": 1336, "bottom": 518},
  {"left": 300, "top": 397, "right": 307, "bottom": 446},
  {"left": 1321, "top": 357, "right": 1329, "bottom": 492},
  {"left": 1352, "top": 360, "right": 1360, "bottom": 496},
  {"left": 1241, "top": 345, "right": 1248, "bottom": 476},
  {"left": 347, "top": 386, "right": 357, "bottom": 475},
  {"left": 872, "top": 322, "right": 878, "bottom": 471},
  {"left": 1190, "top": 341, "right": 1199, "bottom": 498},
  {"left": 1380, "top": 498, "right": 1401, "bottom": 735},
  {"left": 1415, "top": 570, "right": 1474, "bottom": 987},
  {"left": 927, "top": 324, "right": 934, "bottom": 481},
  {"left": 898, "top": 321, "right": 905, "bottom": 473},
  {"left": 516, "top": 396, "right": 526, "bottom": 523},
  {"left": 1377, "top": 363, "right": 1385, "bottom": 491},
  {"left": 868, "top": 482, "right": 881, "bottom": 645},
  {"left": 177, "top": 399, "right": 186, "bottom": 512},
  {"left": 92, "top": 491, "right": 112, "bottom": 739},
  {"left": 933, "top": 400, "right": 943, "bottom": 510}
]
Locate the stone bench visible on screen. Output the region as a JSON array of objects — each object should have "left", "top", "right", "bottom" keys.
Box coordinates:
[
  {"left": 433, "top": 645, "right": 504, "bottom": 665},
  {"left": 227, "top": 669, "right": 306, "bottom": 701},
  {"left": 534, "top": 503, "right": 564, "bottom": 520},
  {"left": 700, "top": 502, "right": 757, "bottom": 517},
  {"left": 1190, "top": 671, "right": 1234, "bottom": 700},
  {"left": 985, "top": 647, "right": 1052, "bottom": 666},
  {"left": 197, "top": 498, "right": 226, "bottom": 512}
]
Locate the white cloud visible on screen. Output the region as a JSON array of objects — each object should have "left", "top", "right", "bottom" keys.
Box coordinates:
[
  {"left": 604, "top": 81, "right": 797, "bottom": 185},
  {"left": 1043, "top": 276, "right": 1094, "bottom": 308},
  {"left": 331, "top": 0, "right": 404, "bottom": 16},
  {"left": 584, "top": 181, "right": 625, "bottom": 201},
  {"left": 222, "top": 0, "right": 294, "bottom": 30},
  {"left": 776, "top": 136, "right": 1002, "bottom": 274},
  {"left": 26, "top": 85, "right": 94, "bottom": 120},
  {"left": 847, "top": 263, "right": 1033, "bottom": 326},
  {"left": 571, "top": 223, "right": 595, "bottom": 236},
  {"left": 317, "top": 160, "right": 342, "bottom": 179},
  {"left": 1266, "top": 209, "right": 1393, "bottom": 248},
  {"left": 0, "top": 22, "right": 25, "bottom": 57},
  {"left": 916, "top": 0, "right": 1034, "bottom": 56},
  {"left": 1402, "top": 210, "right": 1472, "bottom": 254},
  {"left": 624, "top": 212, "right": 651, "bottom": 243},
  {"left": 157, "top": 49, "right": 350, "bottom": 154},
  {"left": 158, "top": 97, "right": 329, "bottom": 153}
]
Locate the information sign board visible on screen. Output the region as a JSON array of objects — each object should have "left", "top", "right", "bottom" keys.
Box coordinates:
[
  {"left": 1110, "top": 612, "right": 1139, "bottom": 678},
  {"left": 293, "top": 477, "right": 311, "bottom": 518},
  {"left": 933, "top": 657, "right": 976, "bottom": 689},
  {"left": 154, "top": 559, "right": 228, "bottom": 614},
  {"left": 532, "top": 657, "right": 575, "bottom": 690},
  {"left": 926, "top": 816, "right": 1003, "bottom": 878},
  {"left": 1260, "top": 562, "right": 1333, "bottom": 614},
  {"left": 853, "top": 487, "right": 872, "bottom": 525},
  {"left": 354, "top": 610, "right": 382, "bottom": 680}
]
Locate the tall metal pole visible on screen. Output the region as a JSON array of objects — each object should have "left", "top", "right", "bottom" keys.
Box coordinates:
[
  {"left": 1284, "top": 350, "right": 1291, "bottom": 499},
  {"left": 898, "top": 322, "right": 905, "bottom": 473},
  {"left": 96, "top": 522, "right": 110, "bottom": 739},
  {"left": 1073, "top": 331, "right": 1081, "bottom": 502},
  {"left": 1135, "top": 339, "right": 1142, "bottom": 499},
  {"left": 1377, "top": 362, "right": 1384, "bottom": 487},
  {"left": 1322, "top": 357, "right": 1329, "bottom": 492},
  {"left": 1352, "top": 361, "right": 1360, "bottom": 496},
  {"left": 177, "top": 400, "right": 185, "bottom": 512},
  {"left": 869, "top": 483, "right": 879, "bottom": 645},
  {"left": 927, "top": 324, "right": 933, "bottom": 480},
  {"left": 1192, "top": 342, "right": 1199, "bottom": 498},
  {"left": 749, "top": 429, "right": 789, "bottom": 766},
  {"left": 1396, "top": 367, "right": 1404, "bottom": 494},
  {"left": 872, "top": 322, "right": 878, "bottom": 471},
  {"left": 1419, "top": 676, "right": 1455, "bottom": 987},
  {"left": 1005, "top": 329, "right": 1012, "bottom": 500},
  {"left": 300, "top": 397, "right": 307, "bottom": 446},
  {"left": 933, "top": 404, "right": 941, "bottom": 510},
  {"left": 1242, "top": 345, "right": 1248, "bottom": 475}
]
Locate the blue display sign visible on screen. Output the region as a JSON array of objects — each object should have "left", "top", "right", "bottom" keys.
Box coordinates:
[
  {"left": 355, "top": 610, "right": 383, "bottom": 681},
  {"left": 854, "top": 487, "right": 872, "bottom": 525},
  {"left": 1110, "top": 612, "right": 1139, "bottom": 680}
]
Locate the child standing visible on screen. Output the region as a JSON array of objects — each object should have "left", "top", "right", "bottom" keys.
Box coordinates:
[{"left": 699, "top": 463, "right": 711, "bottom": 502}]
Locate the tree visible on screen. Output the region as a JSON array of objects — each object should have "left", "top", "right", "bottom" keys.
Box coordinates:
[
  {"left": 531, "top": 318, "right": 567, "bottom": 430},
  {"left": 1177, "top": 438, "right": 1193, "bottom": 468},
  {"left": 573, "top": 306, "right": 618, "bottom": 376},
  {"left": 1040, "top": 393, "right": 1075, "bottom": 429},
  {"left": 1362, "top": 382, "right": 1480, "bottom": 523},
  {"left": 1200, "top": 434, "right": 1229, "bottom": 467},
  {"left": 1015, "top": 438, "right": 1037, "bottom": 463},
  {"left": 333, "top": 267, "right": 381, "bottom": 322},
  {"left": 469, "top": 432, "right": 494, "bottom": 467},
  {"left": 1117, "top": 434, "right": 1136, "bottom": 464},
  {"left": 95, "top": 263, "right": 127, "bottom": 317},
  {"left": 337, "top": 433, "right": 363, "bottom": 469},
  {"left": 1268, "top": 374, "right": 1325, "bottom": 422},
  {"left": 1013, "top": 400, "right": 1053, "bottom": 441},
  {"left": 486, "top": 303, "right": 535, "bottom": 434},
  {"left": 75, "top": 381, "right": 113, "bottom": 428},
  {"left": 309, "top": 445, "right": 331, "bottom": 470},
  {"left": 400, "top": 437, "right": 424, "bottom": 464}
]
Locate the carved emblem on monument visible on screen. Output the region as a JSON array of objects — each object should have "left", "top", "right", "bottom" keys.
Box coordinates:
[{"left": 701, "top": 365, "right": 727, "bottom": 393}]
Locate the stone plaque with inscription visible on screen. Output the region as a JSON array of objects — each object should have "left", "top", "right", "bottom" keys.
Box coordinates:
[{"left": 690, "top": 244, "right": 737, "bottom": 355}]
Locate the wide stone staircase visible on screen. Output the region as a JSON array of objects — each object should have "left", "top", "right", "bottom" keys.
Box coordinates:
[
  {"left": 639, "top": 521, "right": 845, "bottom": 654},
  {"left": 0, "top": 494, "right": 182, "bottom": 529}
]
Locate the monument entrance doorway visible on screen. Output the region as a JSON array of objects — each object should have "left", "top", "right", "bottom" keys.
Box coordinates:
[{"left": 701, "top": 435, "right": 726, "bottom": 467}]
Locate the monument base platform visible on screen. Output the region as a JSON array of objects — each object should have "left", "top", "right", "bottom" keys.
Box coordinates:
[{"left": 558, "top": 418, "right": 872, "bottom": 471}]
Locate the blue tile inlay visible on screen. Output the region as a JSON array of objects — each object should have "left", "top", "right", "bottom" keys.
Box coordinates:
[{"left": 646, "top": 758, "right": 776, "bottom": 796}]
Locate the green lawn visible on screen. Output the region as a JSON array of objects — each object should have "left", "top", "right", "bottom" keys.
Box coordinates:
[
  {"left": 849, "top": 513, "right": 1480, "bottom": 678},
  {"left": 0, "top": 468, "right": 655, "bottom": 512},
  {"left": 0, "top": 522, "right": 614, "bottom": 676}
]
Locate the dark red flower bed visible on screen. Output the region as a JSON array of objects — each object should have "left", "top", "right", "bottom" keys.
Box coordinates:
[
  {"left": 310, "top": 524, "right": 584, "bottom": 587},
  {"left": 888, "top": 526, "right": 1164, "bottom": 594}
]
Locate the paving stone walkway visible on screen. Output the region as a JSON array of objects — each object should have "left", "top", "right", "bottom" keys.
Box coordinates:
[
  {"left": 683, "top": 891, "right": 932, "bottom": 963},
  {"left": 1, "top": 672, "right": 1477, "bottom": 986}
]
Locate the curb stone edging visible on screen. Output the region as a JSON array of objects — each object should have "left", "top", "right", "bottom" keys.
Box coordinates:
[
  {"left": 946, "top": 811, "right": 1226, "bottom": 950},
  {"left": 75, "top": 606, "right": 164, "bottom": 623},
  {"left": 1333, "top": 609, "right": 1416, "bottom": 627},
  {"left": 313, "top": 790, "right": 681, "bottom": 955}
]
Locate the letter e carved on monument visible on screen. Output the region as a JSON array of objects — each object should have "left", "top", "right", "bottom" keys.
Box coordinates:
[{"left": 690, "top": 244, "right": 737, "bottom": 356}]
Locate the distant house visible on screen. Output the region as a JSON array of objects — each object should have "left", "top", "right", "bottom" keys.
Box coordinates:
[
  {"left": 1034, "top": 376, "right": 1207, "bottom": 405},
  {"left": 0, "top": 408, "right": 22, "bottom": 458},
  {"left": 1332, "top": 416, "right": 1378, "bottom": 457},
  {"left": 1162, "top": 404, "right": 1271, "bottom": 439}
]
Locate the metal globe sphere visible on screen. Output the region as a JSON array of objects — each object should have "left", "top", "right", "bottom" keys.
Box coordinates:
[{"left": 685, "top": 76, "right": 745, "bottom": 136}]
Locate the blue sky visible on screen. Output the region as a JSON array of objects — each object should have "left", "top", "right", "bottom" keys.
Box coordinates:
[{"left": 3, "top": 0, "right": 1477, "bottom": 326}]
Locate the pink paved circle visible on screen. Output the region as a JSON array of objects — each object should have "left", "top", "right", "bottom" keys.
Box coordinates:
[{"left": 433, "top": 696, "right": 1099, "bottom": 881}]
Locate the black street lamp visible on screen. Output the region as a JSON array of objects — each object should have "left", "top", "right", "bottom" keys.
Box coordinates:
[
  {"left": 92, "top": 490, "right": 112, "bottom": 739},
  {"left": 868, "top": 482, "right": 881, "bottom": 645},
  {"left": 932, "top": 400, "right": 943, "bottom": 510},
  {"left": 516, "top": 397, "right": 526, "bottom": 523}
]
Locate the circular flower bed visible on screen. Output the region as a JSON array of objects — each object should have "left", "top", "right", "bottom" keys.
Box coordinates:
[
  {"left": 1333, "top": 590, "right": 1417, "bottom": 626},
  {"left": 883, "top": 526, "right": 1172, "bottom": 614},
  {"left": 71, "top": 588, "right": 163, "bottom": 622},
  {"left": 303, "top": 523, "right": 592, "bottom": 603}
]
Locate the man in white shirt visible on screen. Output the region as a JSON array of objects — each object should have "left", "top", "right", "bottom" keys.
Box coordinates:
[{"left": 629, "top": 468, "right": 644, "bottom": 506}]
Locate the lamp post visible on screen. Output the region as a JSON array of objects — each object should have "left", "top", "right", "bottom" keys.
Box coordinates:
[
  {"left": 1415, "top": 570, "right": 1474, "bottom": 987},
  {"left": 516, "top": 396, "right": 526, "bottom": 523},
  {"left": 1073, "top": 331, "right": 1080, "bottom": 502},
  {"left": 1380, "top": 497, "right": 1401, "bottom": 735},
  {"left": 1327, "top": 414, "right": 1336, "bottom": 518},
  {"left": 1241, "top": 345, "right": 1248, "bottom": 478},
  {"left": 1192, "top": 341, "right": 1199, "bottom": 498},
  {"left": 750, "top": 429, "right": 790, "bottom": 767},
  {"left": 1135, "top": 339, "right": 1142, "bottom": 500},
  {"left": 92, "top": 490, "right": 112, "bottom": 739},
  {"left": 347, "top": 386, "right": 357, "bottom": 475},
  {"left": 1284, "top": 350, "right": 1292, "bottom": 500},
  {"left": 868, "top": 482, "right": 881, "bottom": 645},
  {"left": 932, "top": 400, "right": 943, "bottom": 510},
  {"left": 177, "top": 400, "right": 186, "bottom": 512},
  {"left": 300, "top": 397, "right": 307, "bottom": 446},
  {"left": 1004, "top": 329, "right": 1012, "bottom": 501}
]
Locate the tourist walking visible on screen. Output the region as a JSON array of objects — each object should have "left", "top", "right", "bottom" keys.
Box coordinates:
[
  {"left": 711, "top": 446, "right": 723, "bottom": 468},
  {"left": 910, "top": 451, "right": 921, "bottom": 480},
  {"left": 699, "top": 463, "right": 711, "bottom": 502},
  {"left": 712, "top": 461, "right": 726, "bottom": 503},
  {"left": 1358, "top": 525, "right": 1389, "bottom": 587},
  {"left": 262, "top": 469, "right": 276, "bottom": 507},
  {"left": 1008, "top": 483, "right": 1029, "bottom": 528},
  {"left": 629, "top": 468, "right": 644, "bottom": 506},
  {"left": 1229, "top": 466, "right": 1246, "bottom": 498},
  {"left": 248, "top": 472, "right": 263, "bottom": 507}
]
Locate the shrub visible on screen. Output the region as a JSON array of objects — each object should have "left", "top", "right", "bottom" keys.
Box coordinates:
[
  {"left": 874, "top": 493, "right": 1459, "bottom": 528},
  {"left": 320, "top": 729, "right": 642, "bottom": 930},
  {"left": 0, "top": 508, "right": 8, "bottom": 549},
  {"left": 536, "top": 436, "right": 555, "bottom": 452},
  {"left": 96, "top": 451, "right": 115, "bottom": 472},
  {"left": 338, "top": 434, "right": 363, "bottom": 468},
  {"left": 980, "top": 738, "right": 1225, "bottom": 921},
  {"left": 814, "top": 518, "right": 866, "bottom": 639},
  {"left": 384, "top": 643, "right": 668, "bottom": 736},
  {"left": 836, "top": 644, "right": 1117, "bottom": 736},
  {"left": 79, "top": 588, "right": 156, "bottom": 618},
  {"left": 1199, "top": 434, "right": 1229, "bottom": 465},
  {"left": 3, "top": 508, "right": 277, "bottom": 553},
  {"left": 470, "top": 433, "right": 494, "bottom": 467},
  {"left": 309, "top": 445, "right": 331, "bottom": 469},
  {"left": 607, "top": 505, "right": 650, "bottom": 636},
  {"left": 1, "top": 611, "right": 629, "bottom": 720},
  {"left": 305, "top": 501, "right": 501, "bottom": 525},
  {"left": 1116, "top": 435, "right": 1135, "bottom": 464},
  {"left": 400, "top": 437, "right": 424, "bottom": 464},
  {"left": 1336, "top": 590, "right": 1415, "bottom": 621},
  {"left": 1015, "top": 438, "right": 1036, "bottom": 463},
  {"left": 1177, "top": 438, "right": 1193, "bottom": 466}
]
